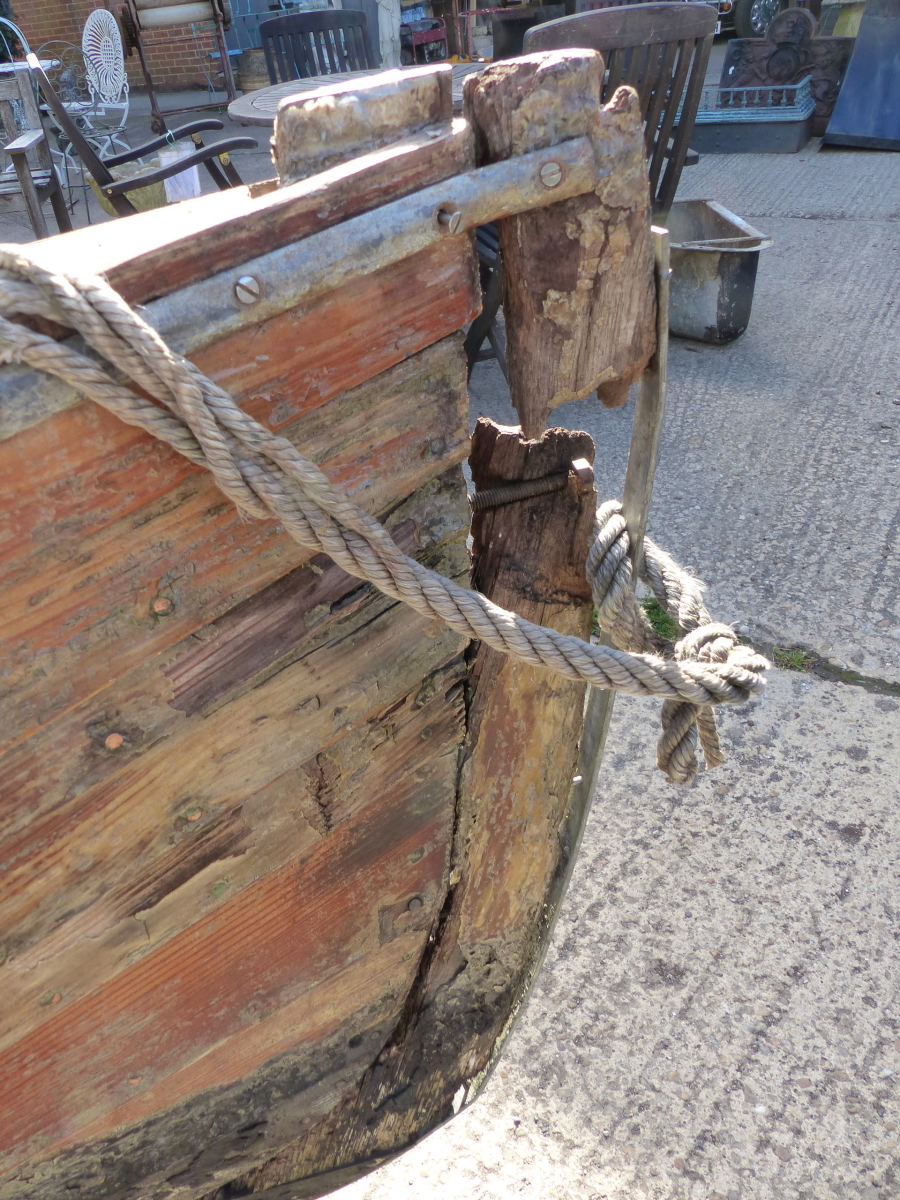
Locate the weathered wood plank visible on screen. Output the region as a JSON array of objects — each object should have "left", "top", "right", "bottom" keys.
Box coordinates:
[
  {"left": 273, "top": 65, "right": 454, "bottom": 184},
  {"left": 463, "top": 51, "right": 656, "bottom": 436},
  {"left": 0, "top": 947, "right": 400, "bottom": 1200},
  {"left": 456, "top": 421, "right": 596, "bottom": 947},
  {"left": 0, "top": 472, "right": 470, "bottom": 1018},
  {"left": 15, "top": 119, "right": 470, "bottom": 309},
  {"left": 192, "top": 236, "right": 478, "bottom": 435},
  {"left": 0, "top": 334, "right": 469, "bottom": 751},
  {"left": 0, "top": 659, "right": 464, "bottom": 1178},
  {"left": 204, "top": 421, "right": 598, "bottom": 1199}
]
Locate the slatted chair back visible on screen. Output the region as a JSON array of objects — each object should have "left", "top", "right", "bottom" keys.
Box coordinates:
[
  {"left": 575, "top": 0, "right": 649, "bottom": 12},
  {"left": 525, "top": 2, "right": 716, "bottom": 214},
  {"left": 259, "top": 10, "right": 375, "bottom": 84},
  {"left": 0, "top": 62, "right": 43, "bottom": 145},
  {"left": 27, "top": 56, "right": 115, "bottom": 187}
]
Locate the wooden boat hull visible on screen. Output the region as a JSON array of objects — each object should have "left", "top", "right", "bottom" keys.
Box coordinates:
[{"left": 0, "top": 57, "right": 656, "bottom": 1199}]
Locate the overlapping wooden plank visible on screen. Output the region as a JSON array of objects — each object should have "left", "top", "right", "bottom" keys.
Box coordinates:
[
  {"left": 0, "top": 334, "right": 470, "bottom": 751},
  {"left": 0, "top": 479, "right": 469, "bottom": 1007},
  {"left": 0, "top": 658, "right": 464, "bottom": 1174},
  {"left": 193, "top": 236, "right": 478, "bottom": 434},
  {"left": 16, "top": 119, "right": 470, "bottom": 309}
]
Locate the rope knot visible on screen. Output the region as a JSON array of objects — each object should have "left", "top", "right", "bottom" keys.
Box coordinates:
[{"left": 588, "top": 507, "right": 769, "bottom": 785}]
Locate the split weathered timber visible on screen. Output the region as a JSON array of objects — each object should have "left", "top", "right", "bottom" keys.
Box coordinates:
[
  {"left": 191, "top": 420, "right": 598, "bottom": 1200},
  {"left": 273, "top": 64, "right": 455, "bottom": 183},
  {"left": 463, "top": 51, "right": 657, "bottom": 435}
]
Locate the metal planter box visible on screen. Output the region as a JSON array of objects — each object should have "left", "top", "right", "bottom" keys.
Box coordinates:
[{"left": 666, "top": 200, "right": 773, "bottom": 344}]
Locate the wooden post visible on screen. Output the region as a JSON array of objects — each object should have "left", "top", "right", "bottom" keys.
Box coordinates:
[
  {"left": 584, "top": 225, "right": 671, "bottom": 810},
  {"left": 467, "top": 232, "right": 671, "bottom": 1045},
  {"left": 464, "top": 51, "right": 657, "bottom": 438},
  {"left": 621, "top": 227, "right": 671, "bottom": 579}
]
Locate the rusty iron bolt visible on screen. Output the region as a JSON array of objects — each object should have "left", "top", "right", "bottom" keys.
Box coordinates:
[
  {"left": 407, "top": 896, "right": 424, "bottom": 912},
  {"left": 435, "top": 206, "right": 462, "bottom": 234},
  {"left": 539, "top": 160, "right": 564, "bottom": 189},
  {"left": 470, "top": 459, "right": 594, "bottom": 512},
  {"left": 104, "top": 732, "right": 125, "bottom": 751},
  {"left": 234, "top": 275, "right": 263, "bottom": 305}
]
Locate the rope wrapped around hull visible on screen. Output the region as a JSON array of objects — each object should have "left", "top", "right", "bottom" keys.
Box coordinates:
[{"left": 0, "top": 247, "right": 769, "bottom": 782}]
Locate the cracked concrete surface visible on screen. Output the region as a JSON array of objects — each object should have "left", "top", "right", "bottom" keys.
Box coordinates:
[{"left": 335, "top": 140, "right": 900, "bottom": 1198}]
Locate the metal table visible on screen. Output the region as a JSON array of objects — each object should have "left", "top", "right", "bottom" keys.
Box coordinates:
[{"left": 227, "top": 62, "right": 487, "bottom": 125}]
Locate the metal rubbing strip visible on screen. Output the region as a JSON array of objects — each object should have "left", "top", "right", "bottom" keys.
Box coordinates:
[
  {"left": 151, "top": 137, "right": 602, "bottom": 354},
  {"left": 0, "top": 136, "right": 603, "bottom": 441}
]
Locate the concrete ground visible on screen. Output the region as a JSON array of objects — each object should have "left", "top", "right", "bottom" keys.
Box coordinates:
[{"left": 5, "top": 69, "right": 899, "bottom": 1200}]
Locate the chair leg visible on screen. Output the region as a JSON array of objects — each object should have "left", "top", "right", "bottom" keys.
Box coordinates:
[
  {"left": 216, "top": 151, "right": 244, "bottom": 188},
  {"left": 132, "top": 29, "right": 166, "bottom": 134},
  {"left": 486, "top": 319, "right": 508, "bottom": 380},
  {"left": 9, "top": 152, "right": 49, "bottom": 239},
  {"left": 48, "top": 166, "right": 73, "bottom": 234},
  {"left": 464, "top": 255, "right": 504, "bottom": 379},
  {"left": 201, "top": 153, "right": 231, "bottom": 191}
]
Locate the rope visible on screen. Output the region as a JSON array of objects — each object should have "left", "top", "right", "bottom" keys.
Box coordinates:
[
  {"left": 587, "top": 501, "right": 763, "bottom": 783},
  {"left": 0, "top": 247, "right": 768, "bottom": 782}
]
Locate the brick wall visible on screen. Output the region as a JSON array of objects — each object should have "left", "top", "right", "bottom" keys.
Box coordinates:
[{"left": 15, "top": 0, "right": 224, "bottom": 90}]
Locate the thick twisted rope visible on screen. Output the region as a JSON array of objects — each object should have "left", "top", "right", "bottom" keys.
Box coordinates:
[
  {"left": 588, "top": 501, "right": 767, "bottom": 783},
  {"left": 0, "top": 248, "right": 767, "bottom": 779}
]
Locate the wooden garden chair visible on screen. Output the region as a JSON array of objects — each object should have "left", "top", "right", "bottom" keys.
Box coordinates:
[
  {"left": 28, "top": 53, "right": 257, "bottom": 218},
  {"left": 259, "top": 10, "right": 376, "bottom": 84},
  {"left": 0, "top": 62, "right": 71, "bottom": 239},
  {"left": 465, "top": 2, "right": 716, "bottom": 377}
]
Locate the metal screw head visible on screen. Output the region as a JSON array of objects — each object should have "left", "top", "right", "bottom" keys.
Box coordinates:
[
  {"left": 435, "top": 205, "right": 462, "bottom": 235},
  {"left": 571, "top": 457, "right": 594, "bottom": 485},
  {"left": 540, "top": 160, "right": 563, "bottom": 189},
  {"left": 234, "top": 275, "right": 262, "bottom": 305}
]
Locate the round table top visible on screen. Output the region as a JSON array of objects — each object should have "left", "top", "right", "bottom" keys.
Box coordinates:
[{"left": 228, "top": 62, "right": 488, "bottom": 126}]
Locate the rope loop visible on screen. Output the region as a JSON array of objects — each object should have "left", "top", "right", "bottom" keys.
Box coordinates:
[
  {"left": 587, "top": 501, "right": 769, "bottom": 783},
  {"left": 0, "top": 248, "right": 769, "bottom": 783}
]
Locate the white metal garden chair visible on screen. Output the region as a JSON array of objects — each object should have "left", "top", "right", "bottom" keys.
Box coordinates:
[{"left": 80, "top": 8, "right": 130, "bottom": 157}]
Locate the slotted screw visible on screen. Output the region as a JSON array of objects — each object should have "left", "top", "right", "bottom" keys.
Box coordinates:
[
  {"left": 234, "top": 275, "right": 262, "bottom": 305},
  {"left": 436, "top": 207, "right": 462, "bottom": 234},
  {"left": 540, "top": 160, "right": 563, "bottom": 189}
]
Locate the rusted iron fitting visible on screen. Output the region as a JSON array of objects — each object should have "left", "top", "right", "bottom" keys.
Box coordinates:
[{"left": 469, "top": 458, "right": 594, "bottom": 511}]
